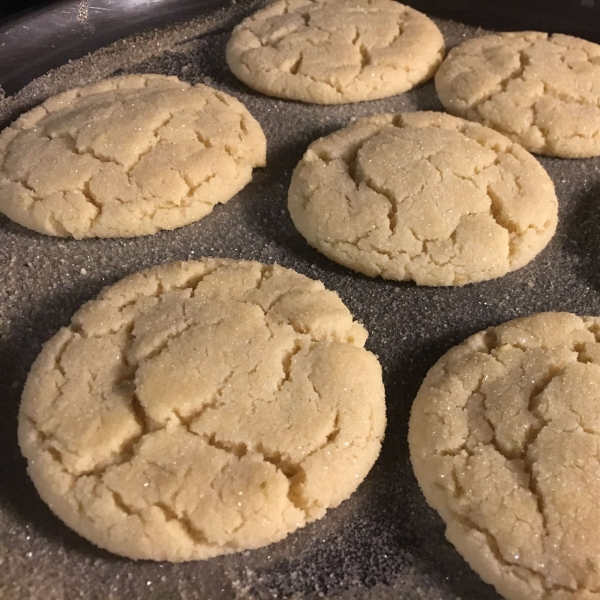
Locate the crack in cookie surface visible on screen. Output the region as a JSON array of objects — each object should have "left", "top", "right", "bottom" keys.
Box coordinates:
[
  {"left": 0, "top": 74, "right": 266, "bottom": 238},
  {"left": 409, "top": 312, "right": 600, "bottom": 599},
  {"left": 288, "top": 111, "right": 558, "bottom": 286},
  {"left": 226, "top": 0, "right": 444, "bottom": 104},
  {"left": 435, "top": 32, "right": 600, "bottom": 157},
  {"left": 18, "top": 259, "right": 385, "bottom": 561}
]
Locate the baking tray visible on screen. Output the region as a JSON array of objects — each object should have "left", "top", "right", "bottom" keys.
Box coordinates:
[{"left": 1, "top": 1, "right": 600, "bottom": 599}]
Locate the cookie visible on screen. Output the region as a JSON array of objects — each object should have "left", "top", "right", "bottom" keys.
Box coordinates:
[
  {"left": 18, "top": 259, "right": 386, "bottom": 561},
  {"left": 0, "top": 74, "right": 266, "bottom": 238},
  {"left": 435, "top": 32, "right": 600, "bottom": 158},
  {"left": 226, "top": 0, "right": 444, "bottom": 104},
  {"left": 288, "top": 111, "right": 558, "bottom": 286},
  {"left": 409, "top": 312, "right": 600, "bottom": 600}
]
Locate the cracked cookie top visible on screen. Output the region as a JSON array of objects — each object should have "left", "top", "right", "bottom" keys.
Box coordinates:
[
  {"left": 0, "top": 74, "right": 266, "bottom": 238},
  {"left": 18, "top": 259, "right": 386, "bottom": 561},
  {"left": 435, "top": 32, "right": 600, "bottom": 158},
  {"left": 225, "top": 0, "right": 444, "bottom": 104},
  {"left": 409, "top": 312, "right": 600, "bottom": 600},
  {"left": 288, "top": 111, "right": 558, "bottom": 286}
]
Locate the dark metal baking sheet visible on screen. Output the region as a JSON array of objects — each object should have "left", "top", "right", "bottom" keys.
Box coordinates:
[{"left": 1, "top": 2, "right": 600, "bottom": 599}]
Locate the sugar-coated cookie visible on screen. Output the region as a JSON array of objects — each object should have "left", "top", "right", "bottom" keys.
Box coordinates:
[
  {"left": 435, "top": 32, "right": 600, "bottom": 158},
  {"left": 409, "top": 312, "right": 600, "bottom": 600},
  {"left": 18, "top": 259, "right": 386, "bottom": 561},
  {"left": 288, "top": 111, "right": 558, "bottom": 286},
  {"left": 0, "top": 75, "right": 266, "bottom": 237},
  {"left": 226, "top": 0, "right": 444, "bottom": 104}
]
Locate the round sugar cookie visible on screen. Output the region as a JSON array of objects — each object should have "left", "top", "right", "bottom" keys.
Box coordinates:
[
  {"left": 288, "top": 111, "right": 558, "bottom": 286},
  {"left": 0, "top": 74, "right": 266, "bottom": 238},
  {"left": 226, "top": 0, "right": 444, "bottom": 104},
  {"left": 409, "top": 312, "right": 600, "bottom": 600},
  {"left": 18, "top": 259, "right": 386, "bottom": 561},
  {"left": 435, "top": 32, "right": 600, "bottom": 158}
]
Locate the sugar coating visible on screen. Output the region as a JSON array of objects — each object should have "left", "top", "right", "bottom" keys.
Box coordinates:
[
  {"left": 18, "top": 259, "right": 386, "bottom": 561},
  {"left": 435, "top": 32, "right": 600, "bottom": 158},
  {"left": 409, "top": 312, "right": 600, "bottom": 600},
  {"left": 288, "top": 111, "right": 558, "bottom": 286},
  {"left": 226, "top": 0, "right": 444, "bottom": 104},
  {"left": 0, "top": 74, "right": 266, "bottom": 238}
]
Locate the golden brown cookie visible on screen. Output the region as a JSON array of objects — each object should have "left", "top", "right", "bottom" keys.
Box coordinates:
[
  {"left": 409, "top": 312, "right": 600, "bottom": 599},
  {"left": 435, "top": 32, "right": 600, "bottom": 158},
  {"left": 19, "top": 259, "right": 386, "bottom": 561},
  {"left": 226, "top": 0, "right": 444, "bottom": 104},
  {"left": 0, "top": 75, "right": 266, "bottom": 237},
  {"left": 288, "top": 111, "right": 558, "bottom": 286}
]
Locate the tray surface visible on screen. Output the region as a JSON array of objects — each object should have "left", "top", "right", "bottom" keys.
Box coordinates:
[{"left": 1, "top": 1, "right": 600, "bottom": 599}]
